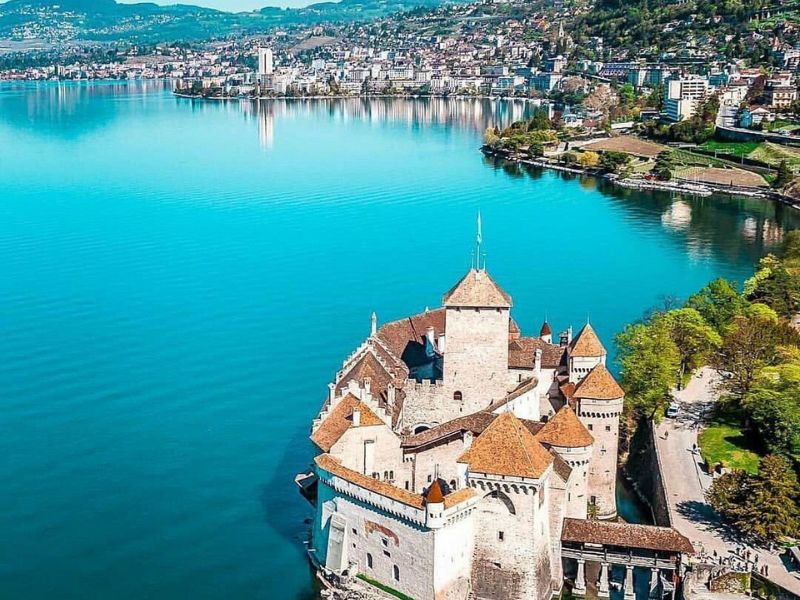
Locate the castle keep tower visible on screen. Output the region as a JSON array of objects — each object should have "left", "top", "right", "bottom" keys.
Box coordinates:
[{"left": 442, "top": 268, "right": 511, "bottom": 415}]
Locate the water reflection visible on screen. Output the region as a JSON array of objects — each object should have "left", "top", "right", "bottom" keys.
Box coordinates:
[
  {"left": 0, "top": 80, "right": 166, "bottom": 137},
  {"left": 6, "top": 80, "right": 797, "bottom": 266}
]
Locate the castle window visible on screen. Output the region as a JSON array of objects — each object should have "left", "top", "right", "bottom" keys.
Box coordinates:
[
  {"left": 383, "top": 471, "right": 389, "bottom": 480},
  {"left": 450, "top": 479, "right": 457, "bottom": 490},
  {"left": 382, "top": 538, "right": 388, "bottom": 547},
  {"left": 605, "top": 425, "right": 611, "bottom": 432},
  {"left": 405, "top": 481, "right": 409, "bottom": 490},
  {"left": 587, "top": 424, "right": 593, "bottom": 431},
  {"left": 367, "top": 553, "right": 373, "bottom": 569},
  {"left": 393, "top": 565, "right": 400, "bottom": 582},
  {"left": 427, "top": 474, "right": 432, "bottom": 483},
  {"left": 498, "top": 531, "right": 504, "bottom": 541},
  {"left": 384, "top": 550, "right": 391, "bottom": 558},
  {"left": 389, "top": 470, "right": 394, "bottom": 480},
  {"left": 454, "top": 391, "right": 463, "bottom": 402},
  {"left": 352, "top": 528, "right": 357, "bottom": 535}
]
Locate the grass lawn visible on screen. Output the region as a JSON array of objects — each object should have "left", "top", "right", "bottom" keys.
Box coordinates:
[
  {"left": 748, "top": 142, "right": 800, "bottom": 171},
  {"left": 357, "top": 574, "right": 415, "bottom": 600},
  {"left": 670, "top": 148, "right": 729, "bottom": 168},
  {"left": 702, "top": 140, "right": 761, "bottom": 157},
  {"left": 698, "top": 411, "right": 762, "bottom": 474}
]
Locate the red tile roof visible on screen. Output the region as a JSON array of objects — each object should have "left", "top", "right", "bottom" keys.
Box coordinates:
[
  {"left": 311, "top": 393, "right": 386, "bottom": 452},
  {"left": 458, "top": 411, "right": 553, "bottom": 479},
  {"left": 316, "top": 453, "right": 425, "bottom": 508},
  {"left": 561, "top": 518, "right": 695, "bottom": 554},
  {"left": 442, "top": 269, "right": 512, "bottom": 308},
  {"left": 573, "top": 363, "right": 624, "bottom": 400},
  {"left": 509, "top": 336, "right": 565, "bottom": 369},
  {"left": 315, "top": 454, "right": 476, "bottom": 510},
  {"left": 569, "top": 323, "right": 606, "bottom": 357},
  {"left": 376, "top": 308, "right": 445, "bottom": 361},
  {"left": 536, "top": 406, "right": 594, "bottom": 448}
]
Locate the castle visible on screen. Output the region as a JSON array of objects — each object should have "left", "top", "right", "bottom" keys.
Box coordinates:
[{"left": 298, "top": 260, "right": 629, "bottom": 600}]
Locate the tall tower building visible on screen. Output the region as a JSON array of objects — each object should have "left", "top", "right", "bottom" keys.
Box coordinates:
[
  {"left": 442, "top": 268, "right": 511, "bottom": 414},
  {"left": 258, "top": 47, "right": 274, "bottom": 77}
]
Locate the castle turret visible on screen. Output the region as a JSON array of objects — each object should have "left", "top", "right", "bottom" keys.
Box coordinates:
[
  {"left": 536, "top": 406, "right": 593, "bottom": 519},
  {"left": 572, "top": 363, "right": 624, "bottom": 519},
  {"left": 441, "top": 268, "right": 511, "bottom": 415},
  {"left": 567, "top": 323, "right": 605, "bottom": 383},
  {"left": 540, "top": 320, "right": 552, "bottom": 344}
]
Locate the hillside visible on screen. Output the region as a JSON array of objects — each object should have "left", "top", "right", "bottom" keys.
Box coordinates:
[{"left": 0, "top": 0, "right": 450, "bottom": 43}]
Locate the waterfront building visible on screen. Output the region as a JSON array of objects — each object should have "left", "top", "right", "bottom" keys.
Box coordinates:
[{"left": 296, "top": 228, "right": 691, "bottom": 600}]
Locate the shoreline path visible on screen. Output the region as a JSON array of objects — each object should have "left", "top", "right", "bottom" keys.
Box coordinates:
[{"left": 654, "top": 367, "right": 800, "bottom": 596}]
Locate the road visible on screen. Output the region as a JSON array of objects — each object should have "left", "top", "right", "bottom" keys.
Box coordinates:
[{"left": 655, "top": 367, "right": 800, "bottom": 595}]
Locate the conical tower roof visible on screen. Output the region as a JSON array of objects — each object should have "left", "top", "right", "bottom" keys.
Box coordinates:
[
  {"left": 569, "top": 323, "right": 606, "bottom": 357},
  {"left": 458, "top": 412, "right": 552, "bottom": 479},
  {"left": 442, "top": 268, "right": 512, "bottom": 308},
  {"left": 424, "top": 479, "right": 445, "bottom": 504},
  {"left": 573, "top": 363, "right": 624, "bottom": 400},
  {"left": 536, "top": 406, "right": 593, "bottom": 448}
]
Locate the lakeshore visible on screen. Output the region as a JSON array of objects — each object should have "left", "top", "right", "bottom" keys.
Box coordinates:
[{"left": 481, "top": 146, "right": 800, "bottom": 209}]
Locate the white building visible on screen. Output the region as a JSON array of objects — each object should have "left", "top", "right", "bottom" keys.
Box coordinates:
[
  {"left": 257, "top": 47, "right": 274, "bottom": 77},
  {"left": 662, "top": 76, "right": 710, "bottom": 122}
]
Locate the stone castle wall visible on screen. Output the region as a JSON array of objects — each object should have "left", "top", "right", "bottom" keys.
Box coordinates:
[
  {"left": 469, "top": 473, "right": 553, "bottom": 600},
  {"left": 552, "top": 444, "right": 592, "bottom": 519},
  {"left": 578, "top": 397, "right": 622, "bottom": 519}
]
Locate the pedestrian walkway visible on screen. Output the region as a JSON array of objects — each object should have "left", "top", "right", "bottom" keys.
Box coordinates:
[{"left": 654, "top": 367, "right": 800, "bottom": 595}]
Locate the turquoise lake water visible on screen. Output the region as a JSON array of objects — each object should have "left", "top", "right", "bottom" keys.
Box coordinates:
[{"left": 1, "top": 81, "right": 798, "bottom": 599}]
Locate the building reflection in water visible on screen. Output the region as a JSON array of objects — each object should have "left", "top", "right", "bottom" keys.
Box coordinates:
[
  {"left": 233, "top": 96, "right": 800, "bottom": 263},
  {"left": 241, "top": 96, "right": 536, "bottom": 149}
]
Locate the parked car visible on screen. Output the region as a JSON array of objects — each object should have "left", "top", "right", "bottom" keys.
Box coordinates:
[{"left": 666, "top": 402, "right": 680, "bottom": 418}]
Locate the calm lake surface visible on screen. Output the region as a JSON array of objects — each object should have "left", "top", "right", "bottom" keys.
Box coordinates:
[{"left": 1, "top": 81, "right": 798, "bottom": 599}]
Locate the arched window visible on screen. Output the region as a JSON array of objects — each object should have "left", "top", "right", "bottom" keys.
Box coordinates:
[
  {"left": 413, "top": 425, "right": 430, "bottom": 434},
  {"left": 366, "top": 553, "right": 373, "bottom": 569},
  {"left": 453, "top": 391, "right": 463, "bottom": 402},
  {"left": 389, "top": 470, "right": 394, "bottom": 480},
  {"left": 393, "top": 565, "right": 400, "bottom": 582}
]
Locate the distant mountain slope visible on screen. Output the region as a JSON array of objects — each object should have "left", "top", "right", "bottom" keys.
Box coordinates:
[{"left": 0, "top": 0, "right": 446, "bottom": 43}]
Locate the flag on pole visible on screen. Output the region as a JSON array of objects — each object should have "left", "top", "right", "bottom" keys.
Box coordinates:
[{"left": 476, "top": 211, "right": 482, "bottom": 245}]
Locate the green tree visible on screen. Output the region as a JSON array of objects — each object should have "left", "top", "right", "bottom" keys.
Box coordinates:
[
  {"left": 616, "top": 319, "right": 680, "bottom": 420},
  {"left": 661, "top": 308, "right": 722, "bottom": 383},
  {"left": 782, "top": 230, "right": 800, "bottom": 261},
  {"left": 775, "top": 159, "right": 793, "bottom": 188},
  {"left": 653, "top": 150, "right": 675, "bottom": 181},
  {"left": 529, "top": 108, "right": 552, "bottom": 131},
  {"left": 746, "top": 256, "right": 800, "bottom": 318},
  {"left": 598, "top": 151, "right": 631, "bottom": 173},
  {"left": 736, "top": 455, "right": 800, "bottom": 543},
  {"left": 619, "top": 82, "right": 635, "bottom": 107},
  {"left": 685, "top": 278, "right": 745, "bottom": 332},
  {"left": 714, "top": 314, "right": 794, "bottom": 403},
  {"left": 746, "top": 363, "right": 800, "bottom": 455},
  {"left": 707, "top": 469, "right": 749, "bottom": 518}
]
